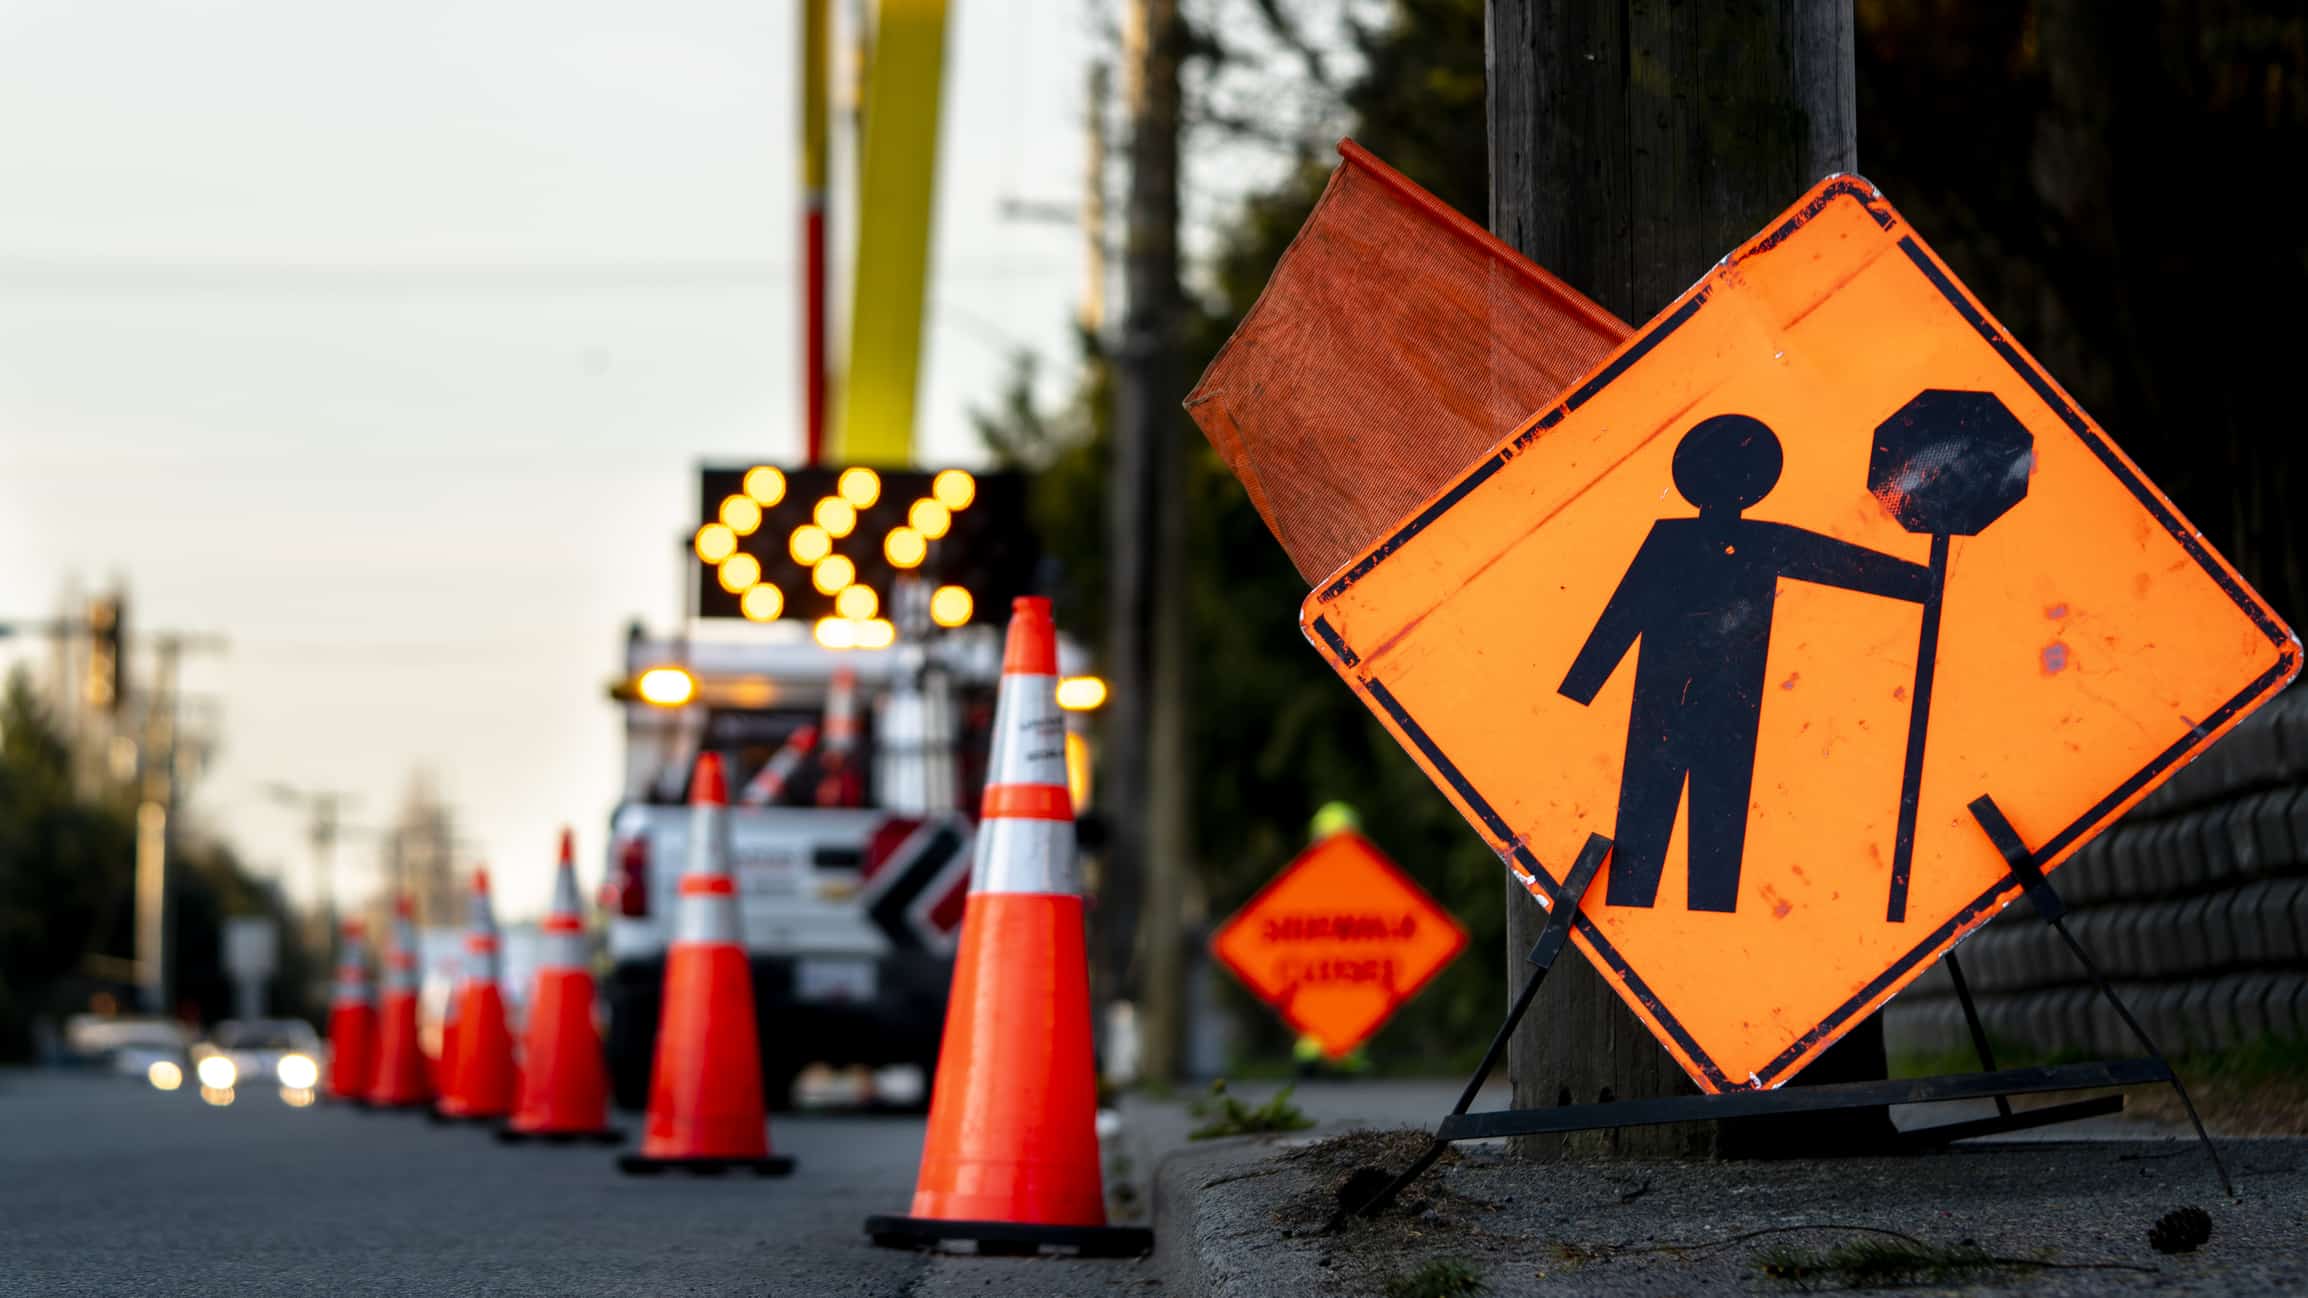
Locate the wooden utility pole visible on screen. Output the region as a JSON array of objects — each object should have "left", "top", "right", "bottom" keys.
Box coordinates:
[
  {"left": 134, "top": 630, "right": 227, "bottom": 1014},
  {"left": 1488, "top": 0, "right": 1867, "bottom": 1156},
  {"left": 1107, "top": 0, "right": 1189, "bottom": 1081}
]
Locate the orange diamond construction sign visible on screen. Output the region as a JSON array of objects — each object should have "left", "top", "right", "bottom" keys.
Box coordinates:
[{"left": 1211, "top": 830, "right": 1468, "bottom": 1058}]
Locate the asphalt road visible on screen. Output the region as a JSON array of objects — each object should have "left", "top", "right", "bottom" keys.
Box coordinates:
[{"left": 0, "top": 1071, "right": 1159, "bottom": 1297}]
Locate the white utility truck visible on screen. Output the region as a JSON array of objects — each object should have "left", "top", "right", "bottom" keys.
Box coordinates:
[{"left": 599, "top": 623, "right": 1090, "bottom": 1109}]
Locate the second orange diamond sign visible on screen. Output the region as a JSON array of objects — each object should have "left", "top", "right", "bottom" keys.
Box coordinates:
[
  {"left": 1212, "top": 831, "right": 1467, "bottom": 1059},
  {"left": 1303, "top": 176, "right": 2297, "bottom": 1093}
]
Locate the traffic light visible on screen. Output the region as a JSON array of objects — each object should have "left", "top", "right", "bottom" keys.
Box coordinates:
[
  {"left": 691, "top": 465, "right": 1039, "bottom": 637},
  {"left": 86, "top": 595, "right": 126, "bottom": 712}
]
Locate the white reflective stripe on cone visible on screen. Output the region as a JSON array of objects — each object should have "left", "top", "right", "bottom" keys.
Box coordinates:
[
  {"left": 383, "top": 920, "right": 421, "bottom": 992},
  {"left": 537, "top": 919, "right": 587, "bottom": 970},
  {"left": 549, "top": 862, "right": 586, "bottom": 917},
  {"left": 466, "top": 894, "right": 501, "bottom": 983},
  {"left": 466, "top": 945, "right": 501, "bottom": 985},
  {"left": 672, "top": 882, "right": 741, "bottom": 945},
  {"left": 675, "top": 797, "right": 740, "bottom": 944},
  {"left": 332, "top": 936, "right": 371, "bottom": 1004},
  {"left": 988, "top": 674, "right": 1067, "bottom": 787},
  {"left": 685, "top": 803, "right": 732, "bottom": 880},
  {"left": 970, "top": 816, "right": 1078, "bottom": 897}
]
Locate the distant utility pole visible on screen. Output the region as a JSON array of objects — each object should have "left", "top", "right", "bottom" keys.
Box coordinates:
[
  {"left": 1488, "top": 0, "right": 1862, "bottom": 1157},
  {"left": 1108, "top": 0, "right": 1189, "bottom": 1081},
  {"left": 263, "top": 783, "right": 359, "bottom": 982},
  {"left": 136, "top": 630, "right": 228, "bottom": 1015},
  {"left": 1081, "top": 60, "right": 1112, "bottom": 334}
]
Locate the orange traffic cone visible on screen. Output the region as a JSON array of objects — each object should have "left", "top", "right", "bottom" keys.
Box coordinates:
[
  {"left": 815, "top": 666, "right": 864, "bottom": 807},
  {"left": 436, "top": 869, "right": 517, "bottom": 1123},
  {"left": 325, "top": 919, "right": 377, "bottom": 1103},
  {"left": 866, "top": 597, "right": 1149, "bottom": 1256},
  {"left": 617, "top": 752, "right": 792, "bottom": 1176},
  {"left": 502, "top": 828, "right": 621, "bottom": 1145},
  {"left": 432, "top": 973, "right": 462, "bottom": 1100},
  {"left": 367, "top": 894, "right": 433, "bottom": 1110},
  {"left": 741, "top": 723, "right": 818, "bottom": 806}
]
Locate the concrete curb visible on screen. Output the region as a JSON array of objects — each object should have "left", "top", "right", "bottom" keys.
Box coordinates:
[{"left": 1149, "top": 1138, "right": 1265, "bottom": 1298}]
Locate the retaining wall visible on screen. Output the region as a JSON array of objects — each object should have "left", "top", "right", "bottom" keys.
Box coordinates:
[{"left": 1884, "top": 687, "right": 2308, "bottom": 1061}]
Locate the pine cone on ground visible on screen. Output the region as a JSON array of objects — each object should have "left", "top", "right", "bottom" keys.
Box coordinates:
[{"left": 2148, "top": 1206, "right": 2212, "bottom": 1254}]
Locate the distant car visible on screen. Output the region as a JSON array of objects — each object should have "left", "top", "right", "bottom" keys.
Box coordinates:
[
  {"left": 193, "top": 1020, "right": 323, "bottom": 1091},
  {"left": 62, "top": 1014, "right": 194, "bottom": 1079}
]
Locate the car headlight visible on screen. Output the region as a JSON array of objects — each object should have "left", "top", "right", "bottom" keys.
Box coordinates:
[
  {"left": 147, "top": 1060, "right": 183, "bottom": 1091},
  {"left": 195, "top": 1055, "right": 238, "bottom": 1090},
  {"left": 276, "top": 1053, "right": 319, "bottom": 1090}
]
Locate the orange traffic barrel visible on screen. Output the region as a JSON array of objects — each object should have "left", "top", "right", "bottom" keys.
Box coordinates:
[
  {"left": 366, "top": 894, "right": 434, "bottom": 1110},
  {"left": 866, "top": 597, "right": 1150, "bottom": 1256},
  {"left": 436, "top": 869, "right": 517, "bottom": 1123},
  {"left": 617, "top": 752, "right": 793, "bottom": 1176},
  {"left": 324, "top": 919, "right": 377, "bottom": 1103},
  {"left": 502, "top": 828, "right": 621, "bottom": 1145}
]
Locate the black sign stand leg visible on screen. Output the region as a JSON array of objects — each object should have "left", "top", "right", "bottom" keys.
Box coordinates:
[
  {"left": 1353, "top": 802, "right": 2234, "bottom": 1220},
  {"left": 1350, "top": 833, "right": 1611, "bottom": 1218},
  {"left": 1963, "top": 794, "right": 2233, "bottom": 1197}
]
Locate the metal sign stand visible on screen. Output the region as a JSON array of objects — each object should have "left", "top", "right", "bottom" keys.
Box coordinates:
[{"left": 1355, "top": 806, "right": 2233, "bottom": 1219}]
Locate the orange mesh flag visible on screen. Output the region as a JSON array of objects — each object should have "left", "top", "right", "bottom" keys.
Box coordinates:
[{"left": 1185, "top": 140, "right": 1628, "bottom": 585}]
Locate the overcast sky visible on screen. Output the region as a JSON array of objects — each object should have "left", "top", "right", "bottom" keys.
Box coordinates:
[{"left": 0, "top": 0, "right": 1096, "bottom": 920}]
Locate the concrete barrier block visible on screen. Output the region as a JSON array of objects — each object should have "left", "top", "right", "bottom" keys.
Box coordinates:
[
  {"left": 2230, "top": 714, "right": 2284, "bottom": 787},
  {"left": 2027, "top": 925, "right": 2073, "bottom": 989},
  {"left": 2161, "top": 821, "right": 2205, "bottom": 896},
  {"left": 2106, "top": 904, "right": 2153, "bottom": 979},
  {"left": 2090, "top": 991, "right": 2132, "bottom": 1056},
  {"left": 2273, "top": 693, "right": 2308, "bottom": 780},
  {"left": 2275, "top": 976, "right": 2308, "bottom": 1040},
  {"left": 2233, "top": 973, "right": 2285, "bottom": 1043},
  {"left": 2230, "top": 881, "right": 2281, "bottom": 965},
  {"left": 2163, "top": 750, "right": 2211, "bottom": 809},
  {"left": 2056, "top": 987, "right": 2101, "bottom": 1054},
  {"left": 2111, "top": 827, "right": 2153, "bottom": 899},
  {"left": 2204, "top": 886, "right": 2247, "bottom": 970},
  {"left": 2194, "top": 808, "right": 2240, "bottom": 885},
  {"left": 2283, "top": 787, "right": 2308, "bottom": 870},
  {"left": 2177, "top": 981, "right": 2223, "bottom": 1054},
  {"left": 2249, "top": 790, "right": 2298, "bottom": 873},
  {"left": 2134, "top": 780, "right": 2176, "bottom": 819},
  {"left": 2272, "top": 878, "right": 2308, "bottom": 964},
  {"left": 1975, "top": 923, "right": 2012, "bottom": 983},
  {"left": 2140, "top": 985, "right": 2191, "bottom": 1054},
  {"left": 2226, "top": 797, "right": 2269, "bottom": 877},
  {"left": 2056, "top": 840, "right": 2104, "bottom": 904},
  {"left": 2206, "top": 976, "right": 2257, "bottom": 1051},
  {"left": 2169, "top": 896, "right": 2206, "bottom": 974},
  {"left": 2124, "top": 902, "right": 2167, "bottom": 978}
]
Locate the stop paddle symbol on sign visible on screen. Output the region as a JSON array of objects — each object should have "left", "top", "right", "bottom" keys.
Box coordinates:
[
  {"left": 1302, "top": 176, "right": 2296, "bottom": 1094},
  {"left": 1867, "top": 389, "right": 2036, "bottom": 922}
]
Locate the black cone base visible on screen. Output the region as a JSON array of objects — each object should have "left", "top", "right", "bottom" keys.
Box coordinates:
[
  {"left": 617, "top": 1152, "right": 794, "bottom": 1177},
  {"left": 864, "top": 1215, "right": 1152, "bottom": 1258},
  {"left": 428, "top": 1109, "right": 507, "bottom": 1127},
  {"left": 497, "top": 1125, "right": 625, "bottom": 1146}
]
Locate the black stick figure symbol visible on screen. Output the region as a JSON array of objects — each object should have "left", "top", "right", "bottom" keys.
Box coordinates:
[{"left": 1558, "top": 414, "right": 1934, "bottom": 913}]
